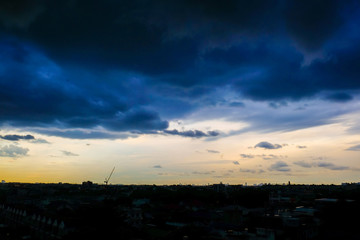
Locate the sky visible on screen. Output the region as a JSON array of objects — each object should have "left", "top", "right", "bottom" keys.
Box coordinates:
[{"left": 0, "top": 0, "right": 360, "bottom": 185}]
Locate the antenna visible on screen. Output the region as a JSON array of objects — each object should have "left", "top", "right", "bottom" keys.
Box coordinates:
[{"left": 104, "top": 166, "right": 115, "bottom": 185}]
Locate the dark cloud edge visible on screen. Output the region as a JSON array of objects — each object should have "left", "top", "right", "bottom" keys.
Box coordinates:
[{"left": 16, "top": 127, "right": 221, "bottom": 140}]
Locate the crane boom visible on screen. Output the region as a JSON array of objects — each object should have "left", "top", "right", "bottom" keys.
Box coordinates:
[{"left": 104, "top": 166, "right": 115, "bottom": 185}]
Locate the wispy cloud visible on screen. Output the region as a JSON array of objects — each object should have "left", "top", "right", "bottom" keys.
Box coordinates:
[
  {"left": 240, "top": 153, "right": 286, "bottom": 160},
  {"left": 240, "top": 154, "right": 255, "bottom": 158},
  {"left": 293, "top": 161, "right": 313, "bottom": 168},
  {"left": 346, "top": 144, "right": 360, "bottom": 151},
  {"left": 294, "top": 161, "right": 350, "bottom": 171},
  {"left": 207, "top": 149, "right": 220, "bottom": 154},
  {"left": 317, "top": 162, "right": 349, "bottom": 171},
  {"left": 262, "top": 154, "right": 287, "bottom": 160},
  {"left": 157, "top": 172, "right": 168, "bottom": 176},
  {"left": 153, "top": 165, "right": 162, "bottom": 168},
  {"left": 192, "top": 170, "right": 215, "bottom": 175},
  {"left": 239, "top": 168, "right": 256, "bottom": 174},
  {"left": 31, "top": 138, "right": 50, "bottom": 144},
  {"left": 61, "top": 151, "right": 79, "bottom": 157}
]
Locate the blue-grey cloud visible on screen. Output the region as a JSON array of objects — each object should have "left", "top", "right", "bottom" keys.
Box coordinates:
[
  {"left": 30, "top": 138, "right": 50, "bottom": 144},
  {"left": 0, "top": 134, "right": 34, "bottom": 141},
  {"left": 297, "top": 145, "right": 307, "bottom": 149},
  {"left": 294, "top": 161, "right": 349, "bottom": 170},
  {"left": 346, "top": 144, "right": 360, "bottom": 151},
  {"left": 239, "top": 168, "right": 256, "bottom": 174},
  {"left": 153, "top": 165, "right": 162, "bottom": 169},
  {"left": 61, "top": 151, "right": 78, "bottom": 157},
  {"left": 239, "top": 153, "right": 286, "bottom": 160},
  {"left": 269, "top": 101, "right": 288, "bottom": 109},
  {"left": 269, "top": 161, "right": 291, "bottom": 172},
  {"left": 207, "top": 149, "right": 220, "bottom": 154},
  {"left": 233, "top": 161, "right": 240, "bottom": 165},
  {"left": 0, "top": 144, "right": 29, "bottom": 157},
  {"left": 255, "top": 142, "right": 282, "bottom": 149},
  {"left": 293, "top": 161, "right": 313, "bottom": 168},
  {"left": 35, "top": 129, "right": 136, "bottom": 140},
  {"left": 157, "top": 172, "right": 168, "bottom": 176},
  {"left": 164, "top": 129, "right": 219, "bottom": 138},
  {"left": 262, "top": 154, "right": 287, "bottom": 160},
  {"left": 192, "top": 171, "right": 215, "bottom": 175},
  {"left": 317, "top": 162, "right": 349, "bottom": 171},
  {"left": 240, "top": 154, "right": 255, "bottom": 158}
]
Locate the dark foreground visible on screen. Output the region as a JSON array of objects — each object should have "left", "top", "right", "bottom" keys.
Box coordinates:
[{"left": 1, "top": 182, "right": 360, "bottom": 239}]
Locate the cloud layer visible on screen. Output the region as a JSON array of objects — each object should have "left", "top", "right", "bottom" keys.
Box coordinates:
[{"left": 0, "top": 1, "right": 359, "bottom": 139}]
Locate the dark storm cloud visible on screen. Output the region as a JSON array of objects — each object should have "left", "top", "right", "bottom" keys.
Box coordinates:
[
  {"left": 285, "top": 0, "right": 343, "bottom": 51},
  {"left": 0, "top": 39, "right": 169, "bottom": 136},
  {"left": 324, "top": 92, "right": 353, "bottom": 102},
  {"left": 0, "top": 134, "right": 34, "bottom": 141},
  {"left": 229, "top": 101, "right": 245, "bottom": 108},
  {"left": 0, "top": 0, "right": 45, "bottom": 29},
  {"left": 104, "top": 108, "right": 169, "bottom": 132},
  {"left": 255, "top": 142, "right": 282, "bottom": 149},
  {"left": 0, "top": 0, "right": 359, "bottom": 139},
  {"left": 1, "top": 0, "right": 200, "bottom": 75}
]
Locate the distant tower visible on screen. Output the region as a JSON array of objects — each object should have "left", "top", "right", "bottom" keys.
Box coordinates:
[{"left": 288, "top": 181, "right": 291, "bottom": 186}]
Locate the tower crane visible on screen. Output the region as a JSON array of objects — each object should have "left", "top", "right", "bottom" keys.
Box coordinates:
[{"left": 104, "top": 166, "right": 115, "bottom": 185}]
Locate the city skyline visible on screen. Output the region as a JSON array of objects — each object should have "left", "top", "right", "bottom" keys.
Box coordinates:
[{"left": 0, "top": 0, "right": 360, "bottom": 184}]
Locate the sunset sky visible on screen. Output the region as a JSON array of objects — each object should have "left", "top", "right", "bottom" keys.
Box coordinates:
[{"left": 1, "top": 0, "right": 360, "bottom": 185}]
